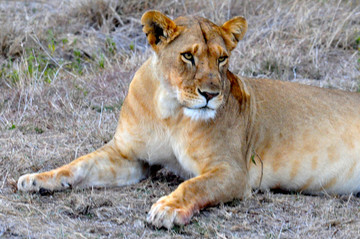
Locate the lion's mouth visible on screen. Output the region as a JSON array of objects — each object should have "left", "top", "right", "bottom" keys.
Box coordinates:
[
  {"left": 184, "top": 104, "right": 216, "bottom": 111},
  {"left": 183, "top": 106, "right": 217, "bottom": 121},
  {"left": 185, "top": 106, "right": 210, "bottom": 110}
]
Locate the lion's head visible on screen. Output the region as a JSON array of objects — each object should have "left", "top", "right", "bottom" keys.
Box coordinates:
[{"left": 141, "top": 11, "right": 247, "bottom": 121}]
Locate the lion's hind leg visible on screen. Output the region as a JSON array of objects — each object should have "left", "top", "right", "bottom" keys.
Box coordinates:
[{"left": 17, "top": 140, "right": 148, "bottom": 193}]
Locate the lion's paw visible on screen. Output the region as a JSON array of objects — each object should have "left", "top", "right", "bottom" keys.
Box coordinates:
[
  {"left": 17, "top": 173, "right": 42, "bottom": 192},
  {"left": 17, "top": 173, "right": 71, "bottom": 194},
  {"left": 147, "top": 196, "right": 192, "bottom": 229}
]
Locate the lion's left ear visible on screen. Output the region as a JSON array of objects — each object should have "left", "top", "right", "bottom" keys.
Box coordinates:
[
  {"left": 141, "top": 10, "right": 180, "bottom": 52},
  {"left": 221, "top": 16, "right": 247, "bottom": 51}
]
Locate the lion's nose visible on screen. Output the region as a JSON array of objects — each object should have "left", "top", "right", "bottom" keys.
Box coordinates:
[{"left": 198, "top": 89, "right": 219, "bottom": 102}]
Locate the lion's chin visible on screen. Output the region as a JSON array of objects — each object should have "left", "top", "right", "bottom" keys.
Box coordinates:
[{"left": 183, "top": 107, "right": 217, "bottom": 121}]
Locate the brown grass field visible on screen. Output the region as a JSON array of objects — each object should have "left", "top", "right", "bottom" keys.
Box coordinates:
[{"left": 1, "top": 0, "right": 360, "bottom": 238}]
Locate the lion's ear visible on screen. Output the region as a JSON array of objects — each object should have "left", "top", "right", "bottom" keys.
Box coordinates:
[
  {"left": 221, "top": 16, "right": 247, "bottom": 51},
  {"left": 141, "top": 11, "right": 179, "bottom": 52}
]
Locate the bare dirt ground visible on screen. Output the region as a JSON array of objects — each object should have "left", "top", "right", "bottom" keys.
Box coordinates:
[{"left": 0, "top": 0, "right": 359, "bottom": 238}]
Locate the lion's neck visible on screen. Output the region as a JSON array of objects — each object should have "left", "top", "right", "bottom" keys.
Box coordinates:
[
  {"left": 147, "top": 56, "right": 182, "bottom": 120},
  {"left": 155, "top": 86, "right": 181, "bottom": 119}
]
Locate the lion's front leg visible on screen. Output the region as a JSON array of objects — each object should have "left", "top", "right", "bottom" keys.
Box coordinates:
[
  {"left": 147, "top": 162, "right": 250, "bottom": 229},
  {"left": 17, "top": 140, "right": 148, "bottom": 193}
]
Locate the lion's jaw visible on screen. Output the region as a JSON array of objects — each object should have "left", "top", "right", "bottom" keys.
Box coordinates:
[
  {"left": 178, "top": 87, "right": 223, "bottom": 121},
  {"left": 183, "top": 107, "right": 216, "bottom": 121}
]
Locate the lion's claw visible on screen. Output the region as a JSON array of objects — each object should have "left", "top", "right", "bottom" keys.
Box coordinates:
[{"left": 147, "top": 196, "right": 192, "bottom": 229}]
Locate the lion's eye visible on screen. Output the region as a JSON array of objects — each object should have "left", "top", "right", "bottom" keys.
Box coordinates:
[
  {"left": 183, "top": 53, "right": 193, "bottom": 60},
  {"left": 181, "top": 52, "right": 195, "bottom": 64},
  {"left": 218, "top": 56, "right": 228, "bottom": 64}
]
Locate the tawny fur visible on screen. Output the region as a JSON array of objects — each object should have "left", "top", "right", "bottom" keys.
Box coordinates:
[{"left": 17, "top": 11, "right": 360, "bottom": 229}]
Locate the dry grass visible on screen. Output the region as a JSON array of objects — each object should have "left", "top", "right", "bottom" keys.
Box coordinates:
[{"left": 0, "top": 0, "right": 360, "bottom": 238}]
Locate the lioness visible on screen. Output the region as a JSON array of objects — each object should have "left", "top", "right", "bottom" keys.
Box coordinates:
[{"left": 18, "top": 11, "right": 360, "bottom": 229}]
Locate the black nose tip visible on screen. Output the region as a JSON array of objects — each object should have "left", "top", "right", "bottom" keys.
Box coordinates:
[{"left": 198, "top": 89, "right": 219, "bottom": 102}]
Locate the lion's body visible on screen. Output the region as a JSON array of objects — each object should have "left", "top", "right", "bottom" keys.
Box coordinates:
[
  {"left": 17, "top": 11, "right": 360, "bottom": 229},
  {"left": 247, "top": 78, "right": 360, "bottom": 194}
]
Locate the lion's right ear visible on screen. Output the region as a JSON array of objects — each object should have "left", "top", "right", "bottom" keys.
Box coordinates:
[
  {"left": 221, "top": 16, "right": 247, "bottom": 51},
  {"left": 141, "top": 11, "right": 180, "bottom": 52}
]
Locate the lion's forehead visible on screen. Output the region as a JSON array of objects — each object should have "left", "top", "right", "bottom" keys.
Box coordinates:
[{"left": 174, "top": 16, "right": 227, "bottom": 52}]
